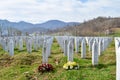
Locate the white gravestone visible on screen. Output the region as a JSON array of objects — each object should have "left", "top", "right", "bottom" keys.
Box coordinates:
[
  {"left": 64, "top": 39, "right": 68, "bottom": 56},
  {"left": 98, "top": 38, "right": 102, "bottom": 56},
  {"left": 55, "top": 36, "right": 65, "bottom": 52},
  {"left": 92, "top": 40, "right": 98, "bottom": 66},
  {"left": 27, "top": 38, "right": 32, "bottom": 53},
  {"left": 75, "top": 37, "right": 79, "bottom": 53},
  {"left": 14, "top": 37, "right": 18, "bottom": 48},
  {"left": 9, "top": 39, "right": 14, "bottom": 56},
  {"left": 81, "top": 39, "right": 86, "bottom": 59},
  {"left": 67, "top": 38, "right": 74, "bottom": 62},
  {"left": 48, "top": 37, "right": 53, "bottom": 57},
  {"left": 45, "top": 37, "right": 53, "bottom": 57},
  {"left": 47, "top": 42, "right": 51, "bottom": 57},
  {"left": 33, "top": 37, "right": 38, "bottom": 51},
  {"left": 42, "top": 40, "right": 48, "bottom": 63},
  {"left": 89, "top": 38, "right": 94, "bottom": 51},
  {"left": 86, "top": 37, "right": 91, "bottom": 45},
  {"left": 39, "top": 37, "right": 44, "bottom": 48},
  {"left": 5, "top": 38, "right": 8, "bottom": 52},
  {"left": 115, "top": 38, "right": 120, "bottom": 80},
  {"left": 75, "top": 37, "right": 83, "bottom": 53},
  {"left": 19, "top": 38, "right": 23, "bottom": 51},
  {"left": 102, "top": 38, "right": 106, "bottom": 51}
]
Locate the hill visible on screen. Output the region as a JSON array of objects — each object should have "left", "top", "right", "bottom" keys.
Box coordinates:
[{"left": 55, "top": 17, "right": 120, "bottom": 36}]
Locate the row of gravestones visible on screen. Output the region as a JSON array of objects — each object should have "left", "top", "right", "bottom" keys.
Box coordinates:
[
  {"left": 0, "top": 36, "right": 113, "bottom": 65},
  {"left": 55, "top": 36, "right": 113, "bottom": 66},
  {"left": 0, "top": 36, "right": 54, "bottom": 56}
]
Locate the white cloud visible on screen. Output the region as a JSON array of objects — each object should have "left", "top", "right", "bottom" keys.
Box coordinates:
[{"left": 0, "top": 0, "right": 119, "bottom": 23}]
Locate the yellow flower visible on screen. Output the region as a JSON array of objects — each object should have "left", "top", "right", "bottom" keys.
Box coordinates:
[
  {"left": 63, "top": 64, "right": 67, "bottom": 68},
  {"left": 65, "top": 66, "right": 68, "bottom": 69},
  {"left": 70, "top": 65, "right": 73, "bottom": 69},
  {"left": 71, "top": 62, "right": 77, "bottom": 66},
  {"left": 63, "top": 61, "right": 79, "bottom": 70},
  {"left": 67, "top": 61, "right": 72, "bottom": 65}
]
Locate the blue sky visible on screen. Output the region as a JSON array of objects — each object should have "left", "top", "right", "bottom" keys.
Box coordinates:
[
  {"left": 0, "top": 0, "right": 119, "bottom": 23},
  {"left": 80, "top": 0, "right": 88, "bottom": 3}
]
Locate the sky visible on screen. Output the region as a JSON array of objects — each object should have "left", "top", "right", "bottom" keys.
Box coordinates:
[{"left": 0, "top": 0, "right": 119, "bottom": 23}]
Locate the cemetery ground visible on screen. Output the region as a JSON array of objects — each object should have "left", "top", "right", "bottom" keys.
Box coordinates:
[{"left": 0, "top": 39, "right": 116, "bottom": 80}]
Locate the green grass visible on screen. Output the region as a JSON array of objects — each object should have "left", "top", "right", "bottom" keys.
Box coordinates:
[{"left": 0, "top": 39, "right": 116, "bottom": 80}]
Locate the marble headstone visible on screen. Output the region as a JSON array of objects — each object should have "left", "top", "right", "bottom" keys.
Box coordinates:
[
  {"left": 19, "top": 38, "right": 23, "bottom": 51},
  {"left": 27, "top": 38, "right": 32, "bottom": 53},
  {"left": 9, "top": 39, "right": 14, "bottom": 56},
  {"left": 81, "top": 39, "right": 86, "bottom": 59},
  {"left": 67, "top": 38, "right": 74, "bottom": 62},
  {"left": 115, "top": 37, "right": 120, "bottom": 80},
  {"left": 64, "top": 39, "right": 68, "bottom": 56},
  {"left": 42, "top": 40, "right": 48, "bottom": 63},
  {"left": 92, "top": 40, "right": 98, "bottom": 66}
]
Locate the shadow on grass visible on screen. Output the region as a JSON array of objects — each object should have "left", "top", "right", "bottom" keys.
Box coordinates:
[
  {"left": 18, "top": 49, "right": 26, "bottom": 52},
  {"left": 95, "top": 64, "right": 107, "bottom": 69},
  {"left": 32, "top": 50, "right": 39, "bottom": 52},
  {"left": 80, "top": 64, "right": 107, "bottom": 69},
  {"left": 85, "top": 57, "right": 91, "bottom": 60},
  {"left": 14, "top": 48, "right": 19, "bottom": 52},
  {"left": 107, "top": 62, "right": 116, "bottom": 66},
  {"left": 80, "top": 61, "right": 116, "bottom": 70},
  {"left": 48, "top": 56, "right": 53, "bottom": 58},
  {"left": 74, "top": 51, "right": 81, "bottom": 54},
  {"left": 95, "top": 62, "right": 115, "bottom": 69},
  {"left": 51, "top": 51, "right": 62, "bottom": 55}
]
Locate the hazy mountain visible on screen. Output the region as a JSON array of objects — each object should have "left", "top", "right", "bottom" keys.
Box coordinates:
[
  {"left": 0, "top": 19, "right": 80, "bottom": 33},
  {"left": 36, "top": 20, "right": 67, "bottom": 29},
  {"left": 35, "top": 20, "right": 80, "bottom": 29}
]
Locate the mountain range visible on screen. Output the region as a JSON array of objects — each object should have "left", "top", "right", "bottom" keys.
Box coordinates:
[{"left": 0, "top": 19, "right": 80, "bottom": 33}]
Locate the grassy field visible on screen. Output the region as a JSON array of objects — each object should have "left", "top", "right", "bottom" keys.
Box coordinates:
[
  {"left": 0, "top": 38, "right": 116, "bottom": 80},
  {"left": 109, "top": 28, "right": 120, "bottom": 37}
]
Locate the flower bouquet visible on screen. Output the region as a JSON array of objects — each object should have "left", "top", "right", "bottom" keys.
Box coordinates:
[
  {"left": 63, "top": 61, "right": 79, "bottom": 70},
  {"left": 38, "top": 63, "right": 54, "bottom": 73}
]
